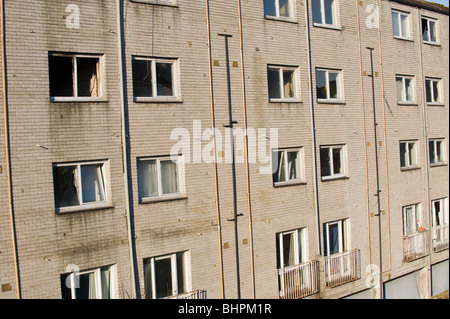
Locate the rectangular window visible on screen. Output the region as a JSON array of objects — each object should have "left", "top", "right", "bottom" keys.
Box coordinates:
[
  {"left": 320, "top": 145, "right": 345, "bottom": 180},
  {"left": 422, "top": 17, "right": 437, "bottom": 44},
  {"left": 49, "top": 53, "right": 103, "bottom": 101},
  {"left": 316, "top": 69, "right": 342, "bottom": 102},
  {"left": 312, "top": 0, "right": 337, "bottom": 26},
  {"left": 272, "top": 148, "right": 303, "bottom": 185},
  {"left": 429, "top": 139, "right": 445, "bottom": 165},
  {"left": 324, "top": 219, "right": 349, "bottom": 256},
  {"left": 137, "top": 156, "right": 183, "bottom": 202},
  {"left": 132, "top": 56, "right": 178, "bottom": 101},
  {"left": 396, "top": 75, "right": 415, "bottom": 103},
  {"left": 432, "top": 198, "right": 448, "bottom": 228},
  {"left": 61, "top": 265, "right": 116, "bottom": 299},
  {"left": 392, "top": 10, "right": 410, "bottom": 39},
  {"left": 264, "top": 0, "right": 294, "bottom": 20},
  {"left": 267, "top": 65, "right": 298, "bottom": 101},
  {"left": 402, "top": 204, "right": 421, "bottom": 235},
  {"left": 400, "top": 140, "right": 418, "bottom": 169},
  {"left": 53, "top": 161, "right": 109, "bottom": 213},
  {"left": 143, "top": 251, "right": 190, "bottom": 299},
  {"left": 276, "top": 228, "right": 306, "bottom": 269},
  {"left": 425, "top": 78, "right": 441, "bottom": 104}
]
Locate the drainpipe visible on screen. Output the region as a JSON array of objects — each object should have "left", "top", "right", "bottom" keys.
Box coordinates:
[{"left": 1, "top": 0, "right": 21, "bottom": 299}]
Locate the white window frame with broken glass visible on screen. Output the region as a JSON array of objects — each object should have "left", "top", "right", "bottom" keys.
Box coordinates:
[
  {"left": 272, "top": 148, "right": 304, "bottom": 186},
  {"left": 267, "top": 65, "right": 299, "bottom": 102},
  {"left": 429, "top": 138, "right": 445, "bottom": 166},
  {"left": 396, "top": 75, "right": 415, "bottom": 104},
  {"left": 312, "top": 0, "right": 338, "bottom": 28},
  {"left": 399, "top": 140, "right": 419, "bottom": 170},
  {"left": 422, "top": 16, "right": 438, "bottom": 45},
  {"left": 53, "top": 160, "right": 110, "bottom": 213},
  {"left": 425, "top": 77, "right": 442, "bottom": 105},
  {"left": 49, "top": 52, "right": 104, "bottom": 102},
  {"left": 132, "top": 56, "right": 179, "bottom": 102},
  {"left": 319, "top": 144, "right": 346, "bottom": 180},
  {"left": 137, "top": 155, "right": 184, "bottom": 203},
  {"left": 263, "top": 0, "right": 295, "bottom": 21},
  {"left": 392, "top": 9, "right": 411, "bottom": 40},
  {"left": 315, "top": 68, "right": 343, "bottom": 103}
]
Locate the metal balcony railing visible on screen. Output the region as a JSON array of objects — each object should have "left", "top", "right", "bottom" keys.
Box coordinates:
[
  {"left": 432, "top": 224, "right": 449, "bottom": 252},
  {"left": 163, "top": 289, "right": 207, "bottom": 299},
  {"left": 403, "top": 230, "right": 429, "bottom": 262},
  {"left": 277, "top": 260, "right": 320, "bottom": 299},
  {"left": 324, "top": 249, "right": 361, "bottom": 288}
]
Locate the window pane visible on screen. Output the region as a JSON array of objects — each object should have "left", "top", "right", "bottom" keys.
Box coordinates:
[
  {"left": 156, "top": 62, "right": 174, "bottom": 96},
  {"left": 100, "top": 267, "right": 111, "bottom": 299},
  {"left": 332, "top": 147, "right": 342, "bottom": 174},
  {"left": 320, "top": 148, "right": 331, "bottom": 177},
  {"left": 403, "top": 207, "right": 416, "bottom": 235},
  {"left": 329, "top": 71, "right": 339, "bottom": 99},
  {"left": 400, "top": 14, "right": 409, "bottom": 38},
  {"left": 77, "top": 57, "right": 99, "bottom": 97},
  {"left": 392, "top": 12, "right": 400, "bottom": 37},
  {"left": 312, "top": 0, "right": 322, "bottom": 24},
  {"left": 283, "top": 69, "right": 295, "bottom": 98},
  {"left": 264, "top": 0, "right": 276, "bottom": 16},
  {"left": 432, "top": 81, "right": 439, "bottom": 102},
  {"left": 328, "top": 223, "right": 340, "bottom": 255},
  {"left": 426, "top": 79, "right": 432, "bottom": 103},
  {"left": 53, "top": 165, "right": 80, "bottom": 208},
  {"left": 429, "top": 20, "right": 436, "bottom": 42},
  {"left": 429, "top": 141, "right": 436, "bottom": 164},
  {"left": 160, "top": 160, "right": 179, "bottom": 194},
  {"left": 143, "top": 260, "right": 153, "bottom": 299},
  {"left": 279, "top": 0, "right": 290, "bottom": 17},
  {"left": 282, "top": 233, "right": 296, "bottom": 267},
  {"left": 436, "top": 141, "right": 443, "bottom": 162},
  {"left": 268, "top": 68, "right": 281, "bottom": 99},
  {"left": 49, "top": 56, "right": 74, "bottom": 97},
  {"left": 176, "top": 253, "right": 186, "bottom": 295},
  {"left": 324, "top": 0, "right": 334, "bottom": 25},
  {"left": 434, "top": 200, "right": 442, "bottom": 226},
  {"left": 400, "top": 143, "right": 406, "bottom": 167},
  {"left": 132, "top": 59, "right": 153, "bottom": 97},
  {"left": 422, "top": 18, "right": 429, "bottom": 41},
  {"left": 405, "top": 78, "right": 413, "bottom": 101},
  {"left": 316, "top": 70, "right": 327, "bottom": 99},
  {"left": 155, "top": 258, "right": 173, "bottom": 299},
  {"left": 138, "top": 160, "right": 158, "bottom": 198},
  {"left": 287, "top": 151, "right": 299, "bottom": 180},
  {"left": 275, "top": 151, "right": 286, "bottom": 182},
  {"left": 408, "top": 142, "right": 416, "bottom": 165},
  {"left": 396, "top": 77, "right": 404, "bottom": 101},
  {"left": 81, "top": 164, "right": 105, "bottom": 203}
]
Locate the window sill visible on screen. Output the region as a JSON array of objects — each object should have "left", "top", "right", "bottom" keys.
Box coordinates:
[
  {"left": 269, "top": 98, "right": 302, "bottom": 103},
  {"left": 321, "top": 175, "right": 348, "bottom": 182},
  {"left": 393, "top": 36, "right": 414, "bottom": 42},
  {"left": 317, "top": 99, "right": 345, "bottom": 105},
  {"left": 134, "top": 97, "right": 183, "bottom": 103},
  {"left": 427, "top": 102, "right": 445, "bottom": 107},
  {"left": 129, "top": 0, "right": 178, "bottom": 8},
  {"left": 56, "top": 204, "right": 113, "bottom": 214},
  {"left": 397, "top": 102, "right": 418, "bottom": 106},
  {"left": 313, "top": 23, "right": 342, "bottom": 31},
  {"left": 274, "top": 180, "right": 306, "bottom": 188},
  {"left": 423, "top": 41, "right": 440, "bottom": 47},
  {"left": 400, "top": 166, "right": 420, "bottom": 171},
  {"left": 430, "top": 162, "right": 447, "bottom": 168},
  {"left": 140, "top": 195, "right": 187, "bottom": 204},
  {"left": 50, "top": 97, "right": 107, "bottom": 103},
  {"left": 264, "top": 15, "right": 298, "bottom": 24}
]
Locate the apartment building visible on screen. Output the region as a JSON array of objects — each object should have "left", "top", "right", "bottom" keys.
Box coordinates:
[{"left": 0, "top": 0, "right": 448, "bottom": 299}]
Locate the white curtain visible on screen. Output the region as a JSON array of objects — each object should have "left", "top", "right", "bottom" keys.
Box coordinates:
[
  {"left": 277, "top": 152, "right": 286, "bottom": 182},
  {"left": 81, "top": 164, "right": 105, "bottom": 203},
  {"left": 161, "top": 160, "right": 179, "bottom": 194},
  {"left": 138, "top": 160, "right": 158, "bottom": 198}
]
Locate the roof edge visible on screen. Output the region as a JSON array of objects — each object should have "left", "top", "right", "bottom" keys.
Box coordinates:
[{"left": 390, "top": 0, "right": 449, "bottom": 15}]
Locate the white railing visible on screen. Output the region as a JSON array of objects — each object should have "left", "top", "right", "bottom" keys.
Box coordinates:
[
  {"left": 277, "top": 260, "right": 320, "bottom": 299},
  {"left": 433, "top": 224, "right": 449, "bottom": 252},
  {"left": 403, "top": 230, "right": 429, "bottom": 262},
  {"left": 163, "top": 289, "right": 207, "bottom": 299},
  {"left": 324, "top": 249, "right": 361, "bottom": 288}
]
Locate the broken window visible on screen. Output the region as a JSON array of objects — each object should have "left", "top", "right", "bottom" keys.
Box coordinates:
[
  {"left": 132, "top": 57, "right": 177, "bottom": 100},
  {"left": 316, "top": 69, "right": 341, "bottom": 101},
  {"left": 61, "top": 265, "right": 115, "bottom": 299},
  {"left": 396, "top": 75, "right": 415, "bottom": 103},
  {"left": 272, "top": 148, "right": 303, "bottom": 185},
  {"left": 267, "top": 66, "right": 297, "bottom": 101},
  {"left": 144, "top": 252, "right": 189, "bottom": 299},
  {"left": 320, "top": 145, "right": 345, "bottom": 180},
  {"left": 429, "top": 139, "right": 445, "bottom": 165},
  {"left": 264, "top": 0, "right": 293, "bottom": 19},
  {"left": 399, "top": 140, "right": 418, "bottom": 169},
  {"left": 49, "top": 53, "right": 102, "bottom": 100},
  {"left": 425, "top": 78, "right": 441, "bottom": 104},
  {"left": 53, "top": 161, "right": 108, "bottom": 212},
  {"left": 312, "top": 0, "right": 336, "bottom": 26},
  {"left": 422, "top": 17, "right": 437, "bottom": 44},
  {"left": 392, "top": 10, "right": 410, "bottom": 39}
]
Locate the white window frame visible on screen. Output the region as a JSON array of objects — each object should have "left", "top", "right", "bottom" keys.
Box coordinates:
[
  {"left": 425, "top": 78, "right": 442, "bottom": 105},
  {"left": 144, "top": 251, "right": 191, "bottom": 299},
  {"left": 429, "top": 138, "right": 445, "bottom": 165},
  {"left": 53, "top": 160, "right": 110, "bottom": 213},
  {"left": 400, "top": 140, "right": 419, "bottom": 169},
  {"left": 49, "top": 52, "right": 104, "bottom": 102},
  {"left": 392, "top": 9, "right": 411, "bottom": 40},
  {"left": 396, "top": 75, "right": 415, "bottom": 104},
  {"left": 432, "top": 198, "right": 449, "bottom": 228},
  {"left": 315, "top": 68, "right": 343, "bottom": 102},
  {"left": 264, "top": 0, "right": 294, "bottom": 21},
  {"left": 422, "top": 16, "right": 438, "bottom": 44},
  {"left": 137, "top": 155, "right": 184, "bottom": 202},
  {"left": 312, "top": 0, "right": 338, "bottom": 28},
  {"left": 277, "top": 228, "right": 307, "bottom": 269},
  {"left": 132, "top": 56, "right": 179, "bottom": 102},
  {"left": 324, "top": 219, "right": 349, "bottom": 256},
  {"left": 320, "top": 145, "right": 346, "bottom": 180},
  {"left": 402, "top": 204, "right": 421, "bottom": 235},
  {"left": 267, "top": 65, "right": 299, "bottom": 102},
  {"left": 64, "top": 265, "right": 117, "bottom": 299},
  {"left": 272, "top": 148, "right": 304, "bottom": 186}
]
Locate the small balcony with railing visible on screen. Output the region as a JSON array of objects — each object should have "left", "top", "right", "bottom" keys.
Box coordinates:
[
  {"left": 432, "top": 224, "right": 449, "bottom": 252},
  {"left": 403, "top": 230, "right": 429, "bottom": 262},
  {"left": 324, "top": 248, "right": 361, "bottom": 288},
  {"left": 277, "top": 260, "right": 320, "bottom": 299}
]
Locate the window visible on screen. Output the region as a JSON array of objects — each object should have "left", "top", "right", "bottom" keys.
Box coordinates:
[
  {"left": 396, "top": 75, "right": 415, "bottom": 103},
  {"left": 402, "top": 204, "right": 422, "bottom": 235},
  {"left": 267, "top": 66, "right": 298, "bottom": 101},
  {"left": 429, "top": 139, "right": 445, "bottom": 165},
  {"left": 143, "top": 252, "right": 190, "bottom": 299},
  {"left": 276, "top": 228, "right": 306, "bottom": 269},
  {"left": 53, "top": 161, "right": 109, "bottom": 213},
  {"left": 425, "top": 78, "right": 441, "bottom": 104},
  {"left": 324, "top": 219, "right": 349, "bottom": 256},
  {"left": 61, "top": 265, "right": 116, "bottom": 299},
  {"left": 431, "top": 198, "right": 449, "bottom": 251},
  {"left": 422, "top": 17, "right": 438, "bottom": 44},
  {"left": 320, "top": 145, "right": 346, "bottom": 180},
  {"left": 316, "top": 69, "right": 342, "bottom": 102},
  {"left": 400, "top": 140, "right": 419, "bottom": 169},
  {"left": 132, "top": 56, "right": 178, "bottom": 101},
  {"left": 264, "top": 0, "right": 294, "bottom": 20},
  {"left": 312, "top": 0, "right": 337, "bottom": 26},
  {"left": 49, "top": 53, "right": 103, "bottom": 101},
  {"left": 272, "top": 148, "right": 303, "bottom": 185},
  {"left": 392, "top": 10, "right": 410, "bottom": 39},
  {"left": 137, "top": 156, "right": 184, "bottom": 202}
]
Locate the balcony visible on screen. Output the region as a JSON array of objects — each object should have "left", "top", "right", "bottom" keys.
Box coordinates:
[
  {"left": 324, "top": 249, "right": 361, "bottom": 288},
  {"left": 432, "top": 224, "right": 449, "bottom": 252},
  {"left": 277, "top": 260, "right": 320, "bottom": 299},
  {"left": 403, "top": 230, "right": 429, "bottom": 262},
  {"left": 163, "top": 289, "right": 207, "bottom": 299}
]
